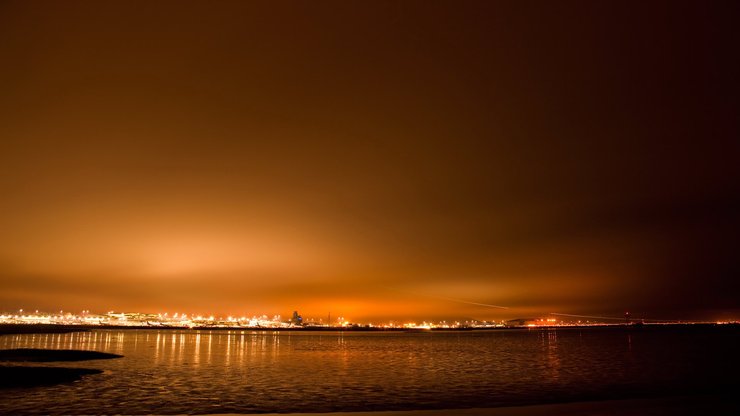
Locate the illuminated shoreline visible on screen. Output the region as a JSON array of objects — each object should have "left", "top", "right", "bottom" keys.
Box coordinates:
[
  {"left": 0, "top": 323, "right": 734, "bottom": 335},
  {"left": 0, "top": 310, "right": 734, "bottom": 331}
]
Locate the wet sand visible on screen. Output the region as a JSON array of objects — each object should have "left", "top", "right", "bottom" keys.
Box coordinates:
[
  {"left": 0, "top": 348, "right": 123, "bottom": 362},
  {"left": 247, "top": 394, "right": 737, "bottom": 416},
  {"left": 0, "top": 348, "right": 121, "bottom": 388},
  {"left": 0, "top": 366, "right": 103, "bottom": 388}
]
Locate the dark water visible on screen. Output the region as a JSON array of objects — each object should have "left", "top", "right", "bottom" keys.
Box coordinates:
[{"left": 0, "top": 326, "right": 737, "bottom": 414}]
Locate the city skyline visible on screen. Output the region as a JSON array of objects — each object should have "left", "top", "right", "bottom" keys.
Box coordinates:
[
  {"left": 1, "top": 1, "right": 738, "bottom": 322},
  {"left": 4, "top": 307, "right": 730, "bottom": 328}
]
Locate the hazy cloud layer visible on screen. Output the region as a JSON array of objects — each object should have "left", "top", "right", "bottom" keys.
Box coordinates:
[{"left": 1, "top": 1, "right": 738, "bottom": 321}]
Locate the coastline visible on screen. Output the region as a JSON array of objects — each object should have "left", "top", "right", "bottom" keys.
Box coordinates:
[{"left": 1, "top": 322, "right": 734, "bottom": 335}]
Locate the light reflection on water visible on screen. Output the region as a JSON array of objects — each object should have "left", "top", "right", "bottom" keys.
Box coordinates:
[
  {"left": 15, "top": 330, "right": 296, "bottom": 368},
  {"left": 0, "top": 327, "right": 737, "bottom": 414}
]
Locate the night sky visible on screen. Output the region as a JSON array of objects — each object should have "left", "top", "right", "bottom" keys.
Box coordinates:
[{"left": 1, "top": 1, "right": 738, "bottom": 322}]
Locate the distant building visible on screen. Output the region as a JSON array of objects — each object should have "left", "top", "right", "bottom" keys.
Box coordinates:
[
  {"left": 506, "top": 318, "right": 536, "bottom": 327},
  {"left": 505, "top": 318, "right": 558, "bottom": 327},
  {"left": 290, "top": 311, "right": 303, "bottom": 326}
]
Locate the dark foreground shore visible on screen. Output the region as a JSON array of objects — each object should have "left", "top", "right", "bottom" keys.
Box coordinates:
[
  {"left": 0, "top": 348, "right": 122, "bottom": 388},
  {"left": 0, "top": 366, "right": 103, "bottom": 388},
  {"left": 0, "top": 348, "right": 122, "bottom": 362},
  {"left": 248, "top": 394, "right": 738, "bottom": 416}
]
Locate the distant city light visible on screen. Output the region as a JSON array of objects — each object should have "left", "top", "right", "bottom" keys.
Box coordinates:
[{"left": 0, "top": 308, "right": 731, "bottom": 329}]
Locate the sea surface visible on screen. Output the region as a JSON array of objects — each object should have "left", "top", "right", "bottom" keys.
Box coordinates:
[{"left": 0, "top": 326, "right": 737, "bottom": 414}]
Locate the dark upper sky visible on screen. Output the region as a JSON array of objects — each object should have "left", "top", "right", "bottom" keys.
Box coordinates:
[{"left": 1, "top": 0, "right": 738, "bottom": 322}]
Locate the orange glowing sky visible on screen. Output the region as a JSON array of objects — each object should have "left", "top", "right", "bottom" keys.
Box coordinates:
[{"left": 1, "top": 1, "right": 738, "bottom": 322}]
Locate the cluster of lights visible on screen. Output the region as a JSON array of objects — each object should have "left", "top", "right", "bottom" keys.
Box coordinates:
[
  {"left": 0, "top": 310, "right": 508, "bottom": 328},
  {"left": 0, "top": 310, "right": 295, "bottom": 328},
  {"left": 1, "top": 309, "right": 732, "bottom": 328}
]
